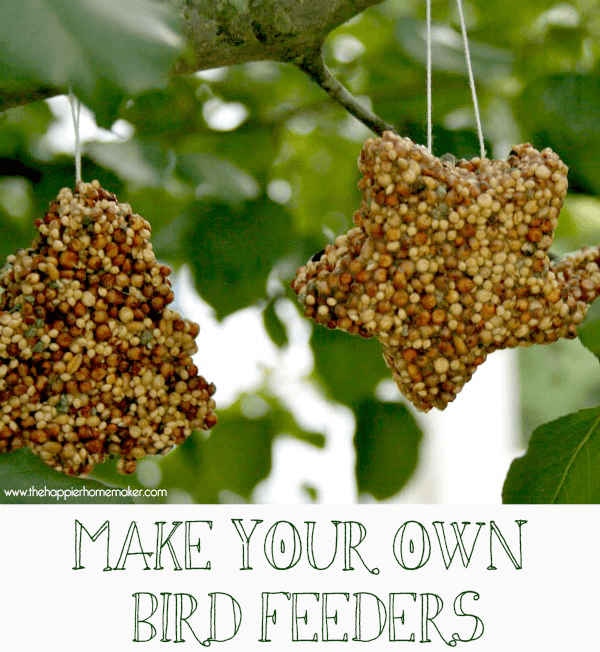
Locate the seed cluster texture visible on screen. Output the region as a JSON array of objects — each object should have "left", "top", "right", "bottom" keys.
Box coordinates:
[
  {"left": 293, "top": 131, "right": 600, "bottom": 412},
  {"left": 0, "top": 180, "right": 217, "bottom": 475}
]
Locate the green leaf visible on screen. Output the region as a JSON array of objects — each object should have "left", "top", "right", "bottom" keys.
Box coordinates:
[
  {"left": 177, "top": 153, "right": 260, "bottom": 203},
  {"left": 503, "top": 406, "right": 600, "bottom": 504},
  {"left": 0, "top": 103, "right": 54, "bottom": 159},
  {"left": 273, "top": 127, "right": 358, "bottom": 237},
  {"left": 200, "top": 412, "right": 275, "bottom": 500},
  {"left": 578, "top": 299, "right": 600, "bottom": 362},
  {"left": 517, "top": 74, "right": 600, "bottom": 195},
  {"left": 87, "top": 139, "right": 171, "bottom": 186},
  {"left": 125, "top": 80, "right": 203, "bottom": 138},
  {"left": 0, "top": 448, "right": 133, "bottom": 504},
  {"left": 0, "top": 0, "right": 183, "bottom": 123},
  {"left": 178, "top": 199, "right": 297, "bottom": 319},
  {"left": 0, "top": 209, "right": 35, "bottom": 265},
  {"left": 395, "top": 16, "right": 513, "bottom": 81},
  {"left": 310, "top": 327, "right": 390, "bottom": 407},
  {"left": 355, "top": 399, "right": 422, "bottom": 500},
  {"left": 263, "top": 298, "right": 288, "bottom": 348},
  {"left": 120, "top": 185, "right": 193, "bottom": 237},
  {"left": 180, "top": 123, "right": 281, "bottom": 179}
]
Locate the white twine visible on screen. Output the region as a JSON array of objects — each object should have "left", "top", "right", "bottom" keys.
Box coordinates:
[
  {"left": 425, "top": 0, "right": 486, "bottom": 158},
  {"left": 68, "top": 89, "right": 82, "bottom": 184},
  {"left": 455, "top": 0, "right": 486, "bottom": 158},
  {"left": 426, "top": 0, "right": 432, "bottom": 153}
]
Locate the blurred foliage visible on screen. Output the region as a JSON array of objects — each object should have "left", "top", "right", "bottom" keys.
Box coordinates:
[
  {"left": 311, "top": 328, "right": 390, "bottom": 406},
  {"left": 578, "top": 299, "right": 600, "bottom": 361},
  {"left": 355, "top": 399, "right": 422, "bottom": 500},
  {"left": 262, "top": 298, "right": 289, "bottom": 348},
  {"left": 0, "top": 0, "right": 182, "bottom": 125},
  {"left": 1, "top": 0, "right": 600, "bottom": 502},
  {"left": 519, "top": 337, "right": 600, "bottom": 440},
  {"left": 170, "top": 198, "right": 297, "bottom": 319}
]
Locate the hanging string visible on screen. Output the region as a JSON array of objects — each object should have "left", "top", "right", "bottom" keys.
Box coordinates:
[
  {"left": 68, "top": 88, "right": 82, "bottom": 184},
  {"left": 455, "top": 0, "right": 486, "bottom": 158},
  {"left": 426, "top": 0, "right": 432, "bottom": 153}
]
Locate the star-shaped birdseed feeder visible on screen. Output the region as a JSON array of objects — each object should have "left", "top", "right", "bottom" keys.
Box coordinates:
[{"left": 293, "top": 131, "right": 600, "bottom": 411}]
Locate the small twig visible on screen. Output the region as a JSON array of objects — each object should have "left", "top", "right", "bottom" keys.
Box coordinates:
[
  {"left": 0, "top": 84, "right": 63, "bottom": 113},
  {"left": 297, "top": 47, "right": 396, "bottom": 136}
]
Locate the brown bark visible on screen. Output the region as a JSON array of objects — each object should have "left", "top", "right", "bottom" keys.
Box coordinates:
[{"left": 174, "top": 0, "right": 385, "bottom": 72}]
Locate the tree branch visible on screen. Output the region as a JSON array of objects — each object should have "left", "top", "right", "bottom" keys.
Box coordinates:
[
  {"left": 297, "top": 48, "right": 396, "bottom": 136},
  {"left": 1, "top": 0, "right": 391, "bottom": 134},
  {"left": 0, "top": 82, "right": 64, "bottom": 112},
  {"left": 172, "top": 0, "right": 386, "bottom": 72}
]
